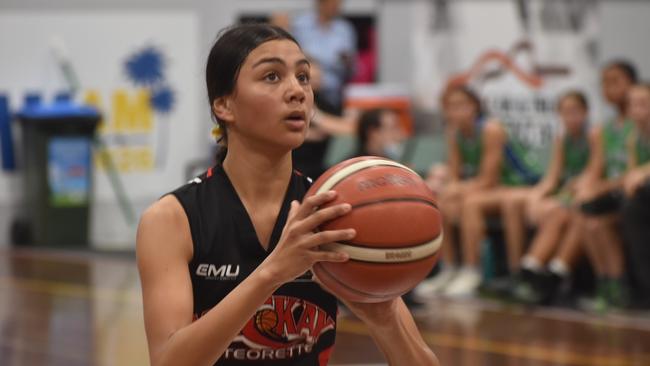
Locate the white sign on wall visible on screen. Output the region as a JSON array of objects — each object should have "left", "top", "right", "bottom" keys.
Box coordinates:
[
  {"left": 411, "top": 0, "right": 601, "bottom": 148},
  {"left": 0, "top": 11, "right": 203, "bottom": 248}
]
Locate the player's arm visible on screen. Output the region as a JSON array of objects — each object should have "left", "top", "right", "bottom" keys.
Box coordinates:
[
  {"left": 312, "top": 108, "right": 357, "bottom": 136},
  {"left": 573, "top": 127, "right": 613, "bottom": 200},
  {"left": 138, "top": 193, "right": 353, "bottom": 366},
  {"left": 534, "top": 135, "right": 564, "bottom": 196},
  {"left": 346, "top": 298, "right": 439, "bottom": 366},
  {"left": 580, "top": 126, "right": 604, "bottom": 183},
  {"left": 137, "top": 195, "right": 280, "bottom": 366},
  {"left": 466, "top": 119, "right": 506, "bottom": 190},
  {"left": 446, "top": 128, "right": 462, "bottom": 182},
  {"left": 624, "top": 135, "right": 650, "bottom": 195}
]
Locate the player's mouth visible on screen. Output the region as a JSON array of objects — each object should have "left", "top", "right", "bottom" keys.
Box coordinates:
[{"left": 284, "top": 110, "right": 307, "bottom": 131}]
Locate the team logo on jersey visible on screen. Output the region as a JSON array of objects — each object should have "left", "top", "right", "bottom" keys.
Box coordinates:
[
  {"left": 195, "top": 263, "right": 239, "bottom": 280},
  {"left": 221, "top": 295, "right": 335, "bottom": 362}
]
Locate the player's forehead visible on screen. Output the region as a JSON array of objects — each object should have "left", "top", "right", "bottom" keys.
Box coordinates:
[{"left": 243, "top": 40, "right": 309, "bottom": 69}]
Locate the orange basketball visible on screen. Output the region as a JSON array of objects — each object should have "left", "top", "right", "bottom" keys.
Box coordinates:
[{"left": 307, "top": 156, "right": 443, "bottom": 303}]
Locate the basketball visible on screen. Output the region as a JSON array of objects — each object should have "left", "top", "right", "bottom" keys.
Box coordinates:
[{"left": 307, "top": 156, "right": 443, "bottom": 303}]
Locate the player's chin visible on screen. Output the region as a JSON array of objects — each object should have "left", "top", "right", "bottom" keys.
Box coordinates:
[{"left": 283, "top": 130, "right": 307, "bottom": 149}]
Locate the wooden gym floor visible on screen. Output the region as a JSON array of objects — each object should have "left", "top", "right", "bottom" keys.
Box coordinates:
[{"left": 1, "top": 247, "right": 649, "bottom": 366}]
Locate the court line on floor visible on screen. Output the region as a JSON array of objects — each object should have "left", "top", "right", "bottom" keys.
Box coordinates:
[
  {"left": 0, "top": 276, "right": 141, "bottom": 305},
  {"left": 0, "top": 335, "right": 89, "bottom": 363},
  {"left": 421, "top": 298, "right": 650, "bottom": 332},
  {"left": 337, "top": 318, "right": 649, "bottom": 366},
  {"left": 3, "top": 276, "right": 650, "bottom": 366}
]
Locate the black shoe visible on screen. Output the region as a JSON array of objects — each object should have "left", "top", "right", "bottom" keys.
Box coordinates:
[
  {"left": 510, "top": 270, "right": 543, "bottom": 305},
  {"left": 479, "top": 276, "right": 516, "bottom": 300},
  {"left": 535, "top": 271, "right": 563, "bottom": 305},
  {"left": 510, "top": 269, "right": 561, "bottom": 306},
  {"left": 606, "top": 278, "right": 631, "bottom": 309}
]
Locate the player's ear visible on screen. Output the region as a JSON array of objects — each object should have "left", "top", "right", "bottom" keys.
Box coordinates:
[{"left": 212, "top": 97, "right": 234, "bottom": 123}]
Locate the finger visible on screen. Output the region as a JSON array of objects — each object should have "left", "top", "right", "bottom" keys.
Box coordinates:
[
  {"left": 305, "top": 229, "right": 356, "bottom": 248},
  {"left": 286, "top": 200, "right": 300, "bottom": 223},
  {"left": 295, "top": 203, "right": 352, "bottom": 232},
  {"left": 295, "top": 191, "right": 338, "bottom": 220},
  {"left": 310, "top": 249, "right": 349, "bottom": 263}
]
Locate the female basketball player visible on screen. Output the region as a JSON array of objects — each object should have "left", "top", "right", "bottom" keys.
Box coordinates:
[
  {"left": 500, "top": 91, "right": 594, "bottom": 305},
  {"left": 352, "top": 108, "right": 405, "bottom": 159},
  {"left": 622, "top": 83, "right": 650, "bottom": 308},
  {"left": 582, "top": 81, "right": 650, "bottom": 310},
  {"left": 136, "top": 24, "right": 438, "bottom": 366},
  {"left": 416, "top": 86, "right": 527, "bottom": 298},
  {"left": 578, "top": 61, "right": 637, "bottom": 310}
]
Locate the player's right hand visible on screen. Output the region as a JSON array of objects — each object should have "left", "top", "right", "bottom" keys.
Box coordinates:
[{"left": 257, "top": 190, "right": 355, "bottom": 287}]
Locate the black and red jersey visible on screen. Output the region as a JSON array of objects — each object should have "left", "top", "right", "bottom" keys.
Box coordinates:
[{"left": 170, "top": 165, "right": 338, "bottom": 366}]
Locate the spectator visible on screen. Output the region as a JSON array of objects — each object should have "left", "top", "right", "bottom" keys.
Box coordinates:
[
  {"left": 291, "top": 0, "right": 356, "bottom": 113},
  {"left": 414, "top": 87, "right": 523, "bottom": 298},
  {"left": 502, "top": 91, "right": 593, "bottom": 305},
  {"left": 293, "top": 57, "right": 357, "bottom": 179},
  {"left": 351, "top": 108, "right": 405, "bottom": 160},
  {"left": 578, "top": 61, "right": 638, "bottom": 311},
  {"left": 621, "top": 84, "right": 650, "bottom": 308}
]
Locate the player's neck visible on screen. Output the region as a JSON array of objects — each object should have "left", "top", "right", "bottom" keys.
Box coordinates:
[
  {"left": 317, "top": 13, "right": 334, "bottom": 26},
  {"left": 222, "top": 141, "right": 293, "bottom": 203}
]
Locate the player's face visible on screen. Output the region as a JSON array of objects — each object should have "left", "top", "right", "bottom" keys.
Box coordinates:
[
  {"left": 602, "top": 66, "right": 633, "bottom": 107},
  {"left": 377, "top": 110, "right": 405, "bottom": 147},
  {"left": 628, "top": 87, "right": 650, "bottom": 127},
  {"left": 558, "top": 97, "right": 587, "bottom": 136},
  {"left": 320, "top": 0, "right": 342, "bottom": 19},
  {"left": 444, "top": 91, "right": 478, "bottom": 129},
  {"left": 229, "top": 39, "right": 314, "bottom": 152}
]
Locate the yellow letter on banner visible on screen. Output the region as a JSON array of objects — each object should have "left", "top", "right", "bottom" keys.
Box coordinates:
[{"left": 112, "top": 89, "right": 153, "bottom": 133}]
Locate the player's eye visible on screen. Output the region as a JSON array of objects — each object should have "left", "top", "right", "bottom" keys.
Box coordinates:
[{"left": 264, "top": 72, "right": 280, "bottom": 82}]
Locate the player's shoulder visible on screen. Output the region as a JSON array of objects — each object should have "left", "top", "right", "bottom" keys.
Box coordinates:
[
  {"left": 482, "top": 118, "right": 507, "bottom": 140},
  {"left": 139, "top": 195, "right": 187, "bottom": 235},
  {"left": 144, "top": 168, "right": 218, "bottom": 229},
  {"left": 588, "top": 123, "right": 604, "bottom": 140},
  {"left": 137, "top": 194, "right": 193, "bottom": 270}
]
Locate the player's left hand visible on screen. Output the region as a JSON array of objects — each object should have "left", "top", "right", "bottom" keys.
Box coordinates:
[
  {"left": 312, "top": 274, "right": 401, "bottom": 326},
  {"left": 624, "top": 170, "right": 649, "bottom": 197}
]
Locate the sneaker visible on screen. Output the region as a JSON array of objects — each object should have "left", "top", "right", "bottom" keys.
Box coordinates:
[
  {"left": 535, "top": 271, "right": 563, "bottom": 305},
  {"left": 413, "top": 268, "right": 457, "bottom": 301},
  {"left": 479, "top": 276, "right": 516, "bottom": 300},
  {"left": 606, "top": 278, "right": 630, "bottom": 309},
  {"left": 443, "top": 268, "right": 482, "bottom": 298},
  {"left": 578, "top": 279, "right": 609, "bottom": 314},
  {"left": 510, "top": 269, "right": 544, "bottom": 305}
]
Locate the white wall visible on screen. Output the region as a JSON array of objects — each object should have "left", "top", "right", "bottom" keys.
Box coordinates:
[
  {"left": 0, "top": 11, "right": 201, "bottom": 250},
  {"left": 1, "top": 0, "right": 650, "bottom": 249},
  {"left": 601, "top": 0, "right": 650, "bottom": 79}
]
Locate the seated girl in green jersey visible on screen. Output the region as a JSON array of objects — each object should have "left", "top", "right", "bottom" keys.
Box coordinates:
[
  {"left": 624, "top": 84, "right": 650, "bottom": 195},
  {"left": 574, "top": 61, "right": 638, "bottom": 310},
  {"left": 582, "top": 82, "right": 650, "bottom": 311},
  {"left": 415, "top": 86, "right": 536, "bottom": 299},
  {"left": 621, "top": 83, "right": 650, "bottom": 308},
  {"left": 498, "top": 91, "right": 594, "bottom": 305}
]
